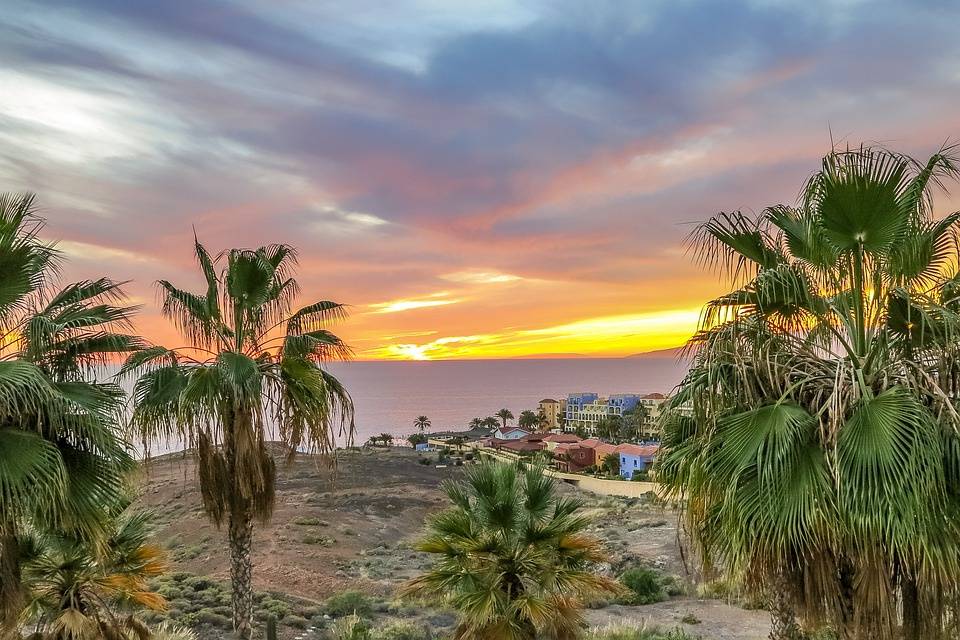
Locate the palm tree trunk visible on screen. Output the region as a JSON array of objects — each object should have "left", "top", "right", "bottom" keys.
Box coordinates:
[
  {"left": 768, "top": 573, "right": 805, "bottom": 640},
  {"left": 0, "top": 517, "right": 23, "bottom": 637},
  {"left": 229, "top": 507, "right": 254, "bottom": 640},
  {"left": 901, "top": 576, "right": 920, "bottom": 640}
]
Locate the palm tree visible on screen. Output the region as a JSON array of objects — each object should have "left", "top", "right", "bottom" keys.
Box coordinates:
[
  {"left": 22, "top": 501, "right": 167, "bottom": 640},
  {"left": 517, "top": 410, "right": 541, "bottom": 430},
  {"left": 125, "top": 239, "right": 354, "bottom": 639},
  {"left": 495, "top": 408, "right": 514, "bottom": 430},
  {"left": 0, "top": 194, "right": 140, "bottom": 632},
  {"left": 414, "top": 415, "right": 431, "bottom": 432},
  {"left": 480, "top": 416, "right": 500, "bottom": 430},
  {"left": 402, "top": 462, "right": 619, "bottom": 639},
  {"left": 379, "top": 432, "right": 394, "bottom": 447},
  {"left": 595, "top": 416, "right": 622, "bottom": 443},
  {"left": 657, "top": 145, "right": 960, "bottom": 640},
  {"left": 468, "top": 417, "right": 484, "bottom": 430}
]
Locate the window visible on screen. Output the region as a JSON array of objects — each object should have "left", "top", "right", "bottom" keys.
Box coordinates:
[{"left": 633, "top": 460, "right": 637, "bottom": 467}]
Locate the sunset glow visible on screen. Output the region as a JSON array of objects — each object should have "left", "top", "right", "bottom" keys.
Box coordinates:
[{"left": 3, "top": 1, "right": 959, "bottom": 359}]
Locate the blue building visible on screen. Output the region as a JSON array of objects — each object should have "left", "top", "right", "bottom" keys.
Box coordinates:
[
  {"left": 607, "top": 394, "right": 642, "bottom": 416},
  {"left": 618, "top": 444, "right": 659, "bottom": 479}
]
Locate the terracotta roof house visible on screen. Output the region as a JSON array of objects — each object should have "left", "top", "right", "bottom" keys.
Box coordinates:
[
  {"left": 493, "top": 427, "right": 531, "bottom": 440},
  {"left": 553, "top": 442, "right": 593, "bottom": 472},
  {"left": 542, "top": 433, "right": 581, "bottom": 451}
]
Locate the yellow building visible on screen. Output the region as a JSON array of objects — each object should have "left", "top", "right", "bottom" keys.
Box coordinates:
[{"left": 537, "top": 398, "right": 566, "bottom": 430}]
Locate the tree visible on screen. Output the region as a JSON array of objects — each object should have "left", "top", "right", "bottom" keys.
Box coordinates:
[
  {"left": 517, "top": 410, "right": 541, "bottom": 430},
  {"left": 601, "top": 452, "right": 620, "bottom": 476},
  {"left": 657, "top": 144, "right": 960, "bottom": 640},
  {"left": 574, "top": 424, "right": 589, "bottom": 439},
  {"left": 379, "top": 432, "right": 394, "bottom": 447},
  {"left": 480, "top": 416, "right": 500, "bottom": 430},
  {"left": 495, "top": 408, "right": 514, "bottom": 429},
  {"left": 468, "top": 417, "right": 484, "bottom": 430},
  {"left": 0, "top": 194, "right": 140, "bottom": 633},
  {"left": 22, "top": 501, "right": 167, "bottom": 640},
  {"left": 402, "top": 462, "right": 619, "bottom": 639},
  {"left": 595, "top": 416, "right": 622, "bottom": 442},
  {"left": 408, "top": 432, "right": 428, "bottom": 446},
  {"left": 125, "top": 239, "right": 354, "bottom": 639},
  {"left": 448, "top": 436, "right": 466, "bottom": 451},
  {"left": 620, "top": 406, "right": 646, "bottom": 442},
  {"left": 414, "top": 415, "right": 431, "bottom": 432}
]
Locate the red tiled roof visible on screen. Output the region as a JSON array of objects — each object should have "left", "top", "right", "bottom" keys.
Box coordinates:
[
  {"left": 618, "top": 443, "right": 659, "bottom": 457},
  {"left": 642, "top": 393, "right": 667, "bottom": 399},
  {"left": 543, "top": 433, "right": 581, "bottom": 443},
  {"left": 539, "top": 398, "right": 559, "bottom": 404}
]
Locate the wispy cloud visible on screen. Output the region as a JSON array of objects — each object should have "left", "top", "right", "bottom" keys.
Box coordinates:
[{"left": 2, "top": 1, "right": 959, "bottom": 358}]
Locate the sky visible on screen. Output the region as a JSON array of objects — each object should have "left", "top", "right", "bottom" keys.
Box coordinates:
[{"left": 2, "top": 0, "right": 959, "bottom": 360}]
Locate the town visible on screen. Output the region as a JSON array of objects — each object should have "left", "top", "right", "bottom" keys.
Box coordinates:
[{"left": 407, "top": 392, "right": 676, "bottom": 481}]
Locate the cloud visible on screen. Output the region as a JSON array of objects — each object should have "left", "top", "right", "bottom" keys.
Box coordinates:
[{"left": 2, "top": 0, "right": 959, "bottom": 358}]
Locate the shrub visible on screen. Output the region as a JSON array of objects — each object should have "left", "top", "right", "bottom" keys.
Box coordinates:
[
  {"left": 325, "top": 590, "right": 374, "bottom": 618},
  {"left": 585, "top": 625, "right": 698, "bottom": 640},
  {"left": 303, "top": 533, "right": 336, "bottom": 546},
  {"left": 619, "top": 568, "right": 666, "bottom": 605},
  {"left": 281, "top": 615, "right": 311, "bottom": 629},
  {"left": 192, "top": 609, "right": 231, "bottom": 628},
  {"left": 293, "top": 516, "right": 323, "bottom": 526},
  {"left": 418, "top": 457, "right": 431, "bottom": 465},
  {"left": 679, "top": 614, "right": 700, "bottom": 625},
  {"left": 371, "top": 620, "right": 431, "bottom": 640},
  {"left": 631, "top": 470, "right": 649, "bottom": 482},
  {"left": 331, "top": 614, "right": 371, "bottom": 640}
]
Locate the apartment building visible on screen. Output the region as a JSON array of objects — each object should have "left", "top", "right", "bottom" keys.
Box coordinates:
[{"left": 537, "top": 398, "right": 567, "bottom": 430}]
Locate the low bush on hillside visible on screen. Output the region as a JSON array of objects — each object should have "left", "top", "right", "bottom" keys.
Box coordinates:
[
  {"left": 325, "top": 590, "right": 374, "bottom": 618},
  {"left": 145, "top": 572, "right": 321, "bottom": 635},
  {"left": 585, "top": 624, "right": 698, "bottom": 640},
  {"left": 618, "top": 567, "right": 667, "bottom": 605},
  {"left": 371, "top": 620, "right": 432, "bottom": 640}
]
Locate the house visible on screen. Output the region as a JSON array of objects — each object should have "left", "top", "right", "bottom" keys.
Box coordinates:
[
  {"left": 537, "top": 398, "right": 566, "bottom": 430},
  {"left": 490, "top": 432, "right": 546, "bottom": 454},
  {"left": 425, "top": 426, "right": 494, "bottom": 448},
  {"left": 618, "top": 443, "right": 659, "bottom": 479},
  {"left": 542, "top": 432, "right": 581, "bottom": 451},
  {"left": 553, "top": 442, "right": 593, "bottom": 472},
  {"left": 578, "top": 438, "right": 617, "bottom": 467},
  {"left": 493, "top": 427, "right": 530, "bottom": 440}
]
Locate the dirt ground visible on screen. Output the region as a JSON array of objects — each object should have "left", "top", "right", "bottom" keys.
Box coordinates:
[{"left": 135, "top": 447, "right": 770, "bottom": 639}]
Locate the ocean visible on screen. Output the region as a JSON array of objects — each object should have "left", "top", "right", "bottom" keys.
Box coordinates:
[
  {"left": 138, "top": 356, "right": 689, "bottom": 454},
  {"left": 326, "top": 356, "right": 689, "bottom": 444}
]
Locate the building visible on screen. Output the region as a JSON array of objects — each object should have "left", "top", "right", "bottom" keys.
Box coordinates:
[
  {"left": 637, "top": 393, "right": 669, "bottom": 439},
  {"left": 537, "top": 398, "right": 566, "bottom": 430},
  {"left": 541, "top": 432, "right": 581, "bottom": 451},
  {"left": 553, "top": 442, "right": 593, "bottom": 472},
  {"left": 490, "top": 432, "right": 546, "bottom": 454},
  {"left": 618, "top": 443, "right": 659, "bottom": 479},
  {"left": 563, "top": 393, "right": 643, "bottom": 435},
  {"left": 493, "top": 427, "right": 530, "bottom": 440}
]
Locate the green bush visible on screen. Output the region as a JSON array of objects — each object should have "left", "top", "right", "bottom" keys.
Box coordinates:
[
  {"left": 281, "top": 615, "right": 310, "bottom": 629},
  {"left": 585, "top": 625, "right": 697, "bottom": 640},
  {"left": 371, "top": 620, "right": 431, "bottom": 640},
  {"left": 293, "top": 516, "right": 323, "bottom": 526},
  {"left": 325, "top": 590, "right": 374, "bottom": 618},
  {"left": 331, "top": 614, "right": 371, "bottom": 640},
  {"left": 619, "top": 568, "right": 667, "bottom": 605}
]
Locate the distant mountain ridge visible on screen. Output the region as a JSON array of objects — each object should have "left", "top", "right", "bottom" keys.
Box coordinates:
[{"left": 625, "top": 346, "right": 688, "bottom": 359}]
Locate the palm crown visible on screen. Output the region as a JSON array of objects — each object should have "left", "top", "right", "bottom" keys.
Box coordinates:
[
  {"left": 124, "top": 238, "right": 354, "bottom": 638},
  {"left": 657, "top": 145, "right": 960, "bottom": 639},
  {"left": 403, "top": 462, "right": 618, "bottom": 640},
  {"left": 0, "top": 194, "right": 139, "bottom": 630}
]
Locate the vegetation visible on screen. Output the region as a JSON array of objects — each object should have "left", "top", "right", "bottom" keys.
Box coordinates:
[
  {"left": 407, "top": 432, "right": 428, "bottom": 446},
  {"left": 403, "top": 461, "right": 619, "bottom": 640},
  {"left": 413, "top": 416, "right": 431, "bottom": 431},
  {"left": 618, "top": 567, "right": 667, "bottom": 605},
  {"left": 584, "top": 625, "right": 698, "bottom": 640},
  {"left": 21, "top": 501, "right": 167, "bottom": 639},
  {"left": 125, "top": 238, "right": 355, "bottom": 639},
  {"left": 480, "top": 416, "right": 500, "bottom": 430},
  {"left": 324, "top": 590, "right": 374, "bottom": 618},
  {"left": 658, "top": 144, "right": 960, "bottom": 640},
  {"left": 601, "top": 452, "right": 620, "bottom": 476},
  {"left": 0, "top": 194, "right": 142, "bottom": 634},
  {"left": 517, "top": 409, "right": 545, "bottom": 430},
  {"left": 495, "top": 408, "right": 515, "bottom": 429}
]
